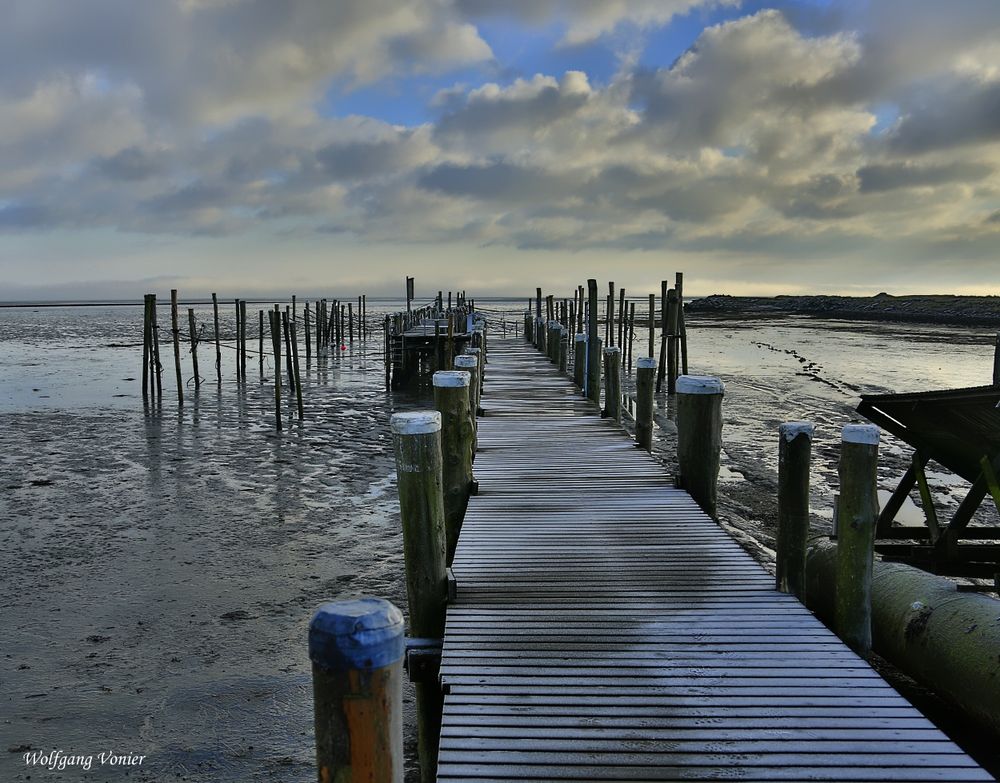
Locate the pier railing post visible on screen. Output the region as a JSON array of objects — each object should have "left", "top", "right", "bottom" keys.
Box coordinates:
[
  {"left": 603, "top": 346, "right": 622, "bottom": 421},
  {"left": 836, "top": 424, "right": 880, "bottom": 658},
  {"left": 390, "top": 412, "right": 447, "bottom": 782},
  {"left": 777, "top": 423, "right": 814, "bottom": 600},
  {"left": 676, "top": 375, "right": 724, "bottom": 517},
  {"left": 635, "top": 357, "right": 656, "bottom": 451},
  {"left": 558, "top": 328, "right": 568, "bottom": 374},
  {"left": 573, "top": 334, "right": 586, "bottom": 389},
  {"left": 309, "top": 598, "right": 405, "bottom": 782},
  {"left": 433, "top": 371, "right": 474, "bottom": 564},
  {"left": 586, "top": 280, "right": 601, "bottom": 405},
  {"left": 548, "top": 321, "right": 560, "bottom": 364}
]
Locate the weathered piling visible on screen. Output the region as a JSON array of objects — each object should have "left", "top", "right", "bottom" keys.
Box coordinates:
[
  {"left": 239, "top": 299, "right": 248, "bottom": 382},
  {"left": 635, "top": 357, "right": 656, "bottom": 452},
  {"left": 626, "top": 302, "right": 635, "bottom": 372},
  {"left": 234, "top": 299, "right": 242, "bottom": 381},
  {"left": 648, "top": 293, "right": 655, "bottom": 358},
  {"left": 258, "top": 309, "right": 264, "bottom": 376},
  {"left": 836, "top": 424, "right": 880, "bottom": 658},
  {"left": 390, "top": 412, "right": 448, "bottom": 782},
  {"left": 283, "top": 310, "right": 296, "bottom": 394},
  {"left": 573, "top": 334, "right": 586, "bottom": 389},
  {"left": 558, "top": 328, "right": 568, "bottom": 374},
  {"left": 268, "top": 309, "right": 282, "bottom": 430},
  {"left": 453, "top": 355, "right": 479, "bottom": 452},
  {"left": 141, "top": 295, "right": 151, "bottom": 399},
  {"left": 304, "top": 302, "right": 311, "bottom": 363},
  {"left": 676, "top": 375, "right": 724, "bottom": 517},
  {"left": 776, "top": 423, "right": 814, "bottom": 600},
  {"left": 212, "top": 293, "right": 222, "bottom": 383},
  {"left": 994, "top": 332, "right": 1000, "bottom": 385},
  {"left": 667, "top": 287, "right": 679, "bottom": 394},
  {"left": 348, "top": 302, "right": 354, "bottom": 343},
  {"left": 676, "top": 272, "right": 689, "bottom": 375},
  {"left": 150, "top": 295, "right": 162, "bottom": 395},
  {"left": 309, "top": 597, "right": 405, "bottom": 783},
  {"left": 187, "top": 308, "right": 200, "bottom": 390},
  {"left": 433, "top": 371, "right": 474, "bottom": 564},
  {"left": 170, "top": 289, "right": 183, "bottom": 403},
  {"left": 656, "top": 281, "right": 668, "bottom": 391},
  {"left": 586, "top": 279, "right": 601, "bottom": 405},
  {"left": 548, "top": 321, "right": 561, "bottom": 364},
  {"left": 602, "top": 346, "right": 622, "bottom": 422},
  {"left": 463, "top": 347, "right": 483, "bottom": 414},
  {"left": 291, "top": 320, "right": 304, "bottom": 420}
]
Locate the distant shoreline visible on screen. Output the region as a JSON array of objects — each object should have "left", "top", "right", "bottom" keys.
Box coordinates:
[{"left": 686, "top": 294, "right": 1000, "bottom": 327}]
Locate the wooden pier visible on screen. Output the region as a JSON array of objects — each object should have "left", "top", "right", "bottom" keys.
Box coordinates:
[{"left": 436, "top": 337, "right": 989, "bottom": 781}]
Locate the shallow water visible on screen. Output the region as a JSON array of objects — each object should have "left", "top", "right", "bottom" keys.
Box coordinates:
[{"left": 1, "top": 300, "right": 997, "bottom": 781}]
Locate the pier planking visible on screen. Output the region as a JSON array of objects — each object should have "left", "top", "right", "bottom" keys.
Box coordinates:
[{"left": 437, "top": 337, "right": 989, "bottom": 782}]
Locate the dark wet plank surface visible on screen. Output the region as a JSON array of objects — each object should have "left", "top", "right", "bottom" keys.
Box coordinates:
[{"left": 438, "top": 338, "right": 990, "bottom": 781}]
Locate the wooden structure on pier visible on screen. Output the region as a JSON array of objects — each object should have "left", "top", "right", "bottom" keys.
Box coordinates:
[
  {"left": 858, "top": 385, "right": 1000, "bottom": 581},
  {"left": 437, "top": 338, "right": 988, "bottom": 781},
  {"left": 386, "top": 308, "right": 477, "bottom": 391}
]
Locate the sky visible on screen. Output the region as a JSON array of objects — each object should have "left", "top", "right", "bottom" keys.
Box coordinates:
[{"left": 1, "top": 0, "right": 999, "bottom": 300}]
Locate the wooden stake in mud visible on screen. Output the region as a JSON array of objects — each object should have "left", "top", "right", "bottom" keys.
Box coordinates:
[
  {"left": 187, "top": 308, "right": 200, "bottom": 390},
  {"left": 390, "top": 412, "right": 448, "bottom": 782},
  {"left": 259, "top": 310, "right": 264, "bottom": 376},
  {"left": 627, "top": 302, "right": 636, "bottom": 373},
  {"left": 433, "top": 371, "right": 474, "bottom": 564},
  {"left": 142, "top": 295, "right": 151, "bottom": 400},
  {"left": 617, "top": 286, "right": 626, "bottom": 351},
  {"left": 291, "top": 320, "right": 304, "bottom": 420},
  {"left": 836, "top": 424, "right": 880, "bottom": 658},
  {"left": 667, "top": 288, "right": 680, "bottom": 394},
  {"left": 362, "top": 295, "right": 367, "bottom": 341},
  {"left": 269, "top": 309, "right": 282, "bottom": 430},
  {"left": 648, "top": 293, "right": 655, "bottom": 358},
  {"left": 150, "top": 294, "right": 162, "bottom": 396},
  {"left": 348, "top": 302, "right": 354, "bottom": 344},
  {"left": 636, "top": 357, "right": 656, "bottom": 452},
  {"left": 676, "top": 271, "right": 689, "bottom": 375},
  {"left": 304, "top": 302, "right": 311, "bottom": 364},
  {"left": 603, "top": 346, "right": 622, "bottom": 422},
  {"left": 776, "top": 423, "right": 814, "bottom": 601},
  {"left": 234, "top": 299, "right": 242, "bottom": 382},
  {"left": 310, "top": 597, "right": 405, "bottom": 783},
  {"left": 586, "top": 279, "right": 601, "bottom": 404},
  {"left": 239, "top": 299, "right": 248, "bottom": 382},
  {"left": 676, "top": 375, "right": 724, "bottom": 517},
  {"left": 170, "top": 289, "right": 183, "bottom": 404},
  {"left": 212, "top": 293, "right": 222, "bottom": 383},
  {"left": 283, "top": 309, "right": 296, "bottom": 394},
  {"left": 657, "top": 280, "right": 668, "bottom": 392}
]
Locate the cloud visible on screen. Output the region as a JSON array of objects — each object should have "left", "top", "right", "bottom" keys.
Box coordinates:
[{"left": 857, "top": 161, "right": 994, "bottom": 192}]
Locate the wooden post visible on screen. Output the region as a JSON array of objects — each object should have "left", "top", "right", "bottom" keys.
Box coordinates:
[
  {"left": 607, "top": 282, "right": 615, "bottom": 347},
  {"left": 433, "top": 371, "right": 474, "bottom": 564},
  {"left": 170, "top": 289, "right": 183, "bottom": 403},
  {"left": 150, "top": 295, "right": 162, "bottom": 396},
  {"left": 283, "top": 310, "right": 296, "bottom": 393},
  {"left": 269, "top": 309, "right": 282, "bottom": 431},
  {"left": 573, "top": 334, "right": 586, "bottom": 389},
  {"left": 240, "top": 299, "right": 247, "bottom": 382},
  {"left": 348, "top": 302, "right": 354, "bottom": 344},
  {"left": 340, "top": 304, "right": 346, "bottom": 350},
  {"left": 234, "top": 299, "right": 242, "bottom": 382},
  {"left": 291, "top": 320, "right": 304, "bottom": 420},
  {"left": 626, "top": 302, "right": 635, "bottom": 373},
  {"left": 384, "top": 316, "right": 392, "bottom": 391},
  {"left": 836, "top": 424, "right": 880, "bottom": 658},
  {"left": 676, "top": 375, "right": 724, "bottom": 516},
  {"left": 259, "top": 310, "right": 264, "bottom": 376},
  {"left": 586, "top": 280, "right": 601, "bottom": 405},
  {"left": 317, "top": 300, "right": 325, "bottom": 354},
  {"left": 309, "top": 598, "right": 404, "bottom": 783},
  {"left": 993, "top": 332, "right": 1000, "bottom": 385},
  {"left": 636, "top": 357, "right": 656, "bottom": 452},
  {"left": 212, "top": 293, "right": 222, "bottom": 383},
  {"left": 362, "top": 295, "right": 367, "bottom": 341},
  {"left": 535, "top": 288, "right": 542, "bottom": 350},
  {"left": 676, "top": 271, "right": 689, "bottom": 375},
  {"left": 667, "top": 288, "right": 679, "bottom": 394},
  {"left": 142, "top": 295, "right": 151, "bottom": 400},
  {"left": 558, "top": 328, "right": 568, "bottom": 374},
  {"left": 453, "top": 355, "right": 479, "bottom": 452},
  {"left": 777, "top": 423, "right": 814, "bottom": 600},
  {"left": 648, "top": 294, "right": 655, "bottom": 358},
  {"left": 617, "top": 286, "right": 626, "bottom": 351},
  {"left": 187, "top": 308, "right": 200, "bottom": 390},
  {"left": 305, "top": 303, "right": 311, "bottom": 363},
  {"left": 657, "top": 280, "right": 668, "bottom": 392},
  {"left": 602, "top": 347, "right": 622, "bottom": 422},
  {"left": 390, "top": 412, "right": 448, "bottom": 782}
]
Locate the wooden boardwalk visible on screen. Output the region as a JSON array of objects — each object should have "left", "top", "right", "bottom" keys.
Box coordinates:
[{"left": 437, "top": 338, "right": 990, "bottom": 781}]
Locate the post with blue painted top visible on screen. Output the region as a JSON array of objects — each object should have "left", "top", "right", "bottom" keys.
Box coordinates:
[
  {"left": 836, "top": 423, "right": 880, "bottom": 657},
  {"left": 676, "top": 375, "right": 724, "bottom": 517},
  {"left": 309, "top": 597, "right": 404, "bottom": 782},
  {"left": 776, "top": 422, "right": 814, "bottom": 601},
  {"left": 391, "top": 412, "right": 448, "bottom": 783}
]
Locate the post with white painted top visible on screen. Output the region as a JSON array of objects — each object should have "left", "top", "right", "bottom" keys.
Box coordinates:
[
  {"left": 309, "top": 597, "right": 404, "bottom": 783},
  {"left": 635, "top": 357, "right": 657, "bottom": 452},
  {"left": 676, "top": 375, "right": 724, "bottom": 517},
  {"left": 390, "top": 412, "right": 447, "bottom": 782},
  {"left": 433, "top": 371, "right": 474, "bottom": 564},
  {"left": 603, "top": 346, "right": 622, "bottom": 422},
  {"left": 547, "top": 320, "right": 560, "bottom": 364},
  {"left": 776, "top": 422, "right": 814, "bottom": 601},
  {"left": 453, "top": 355, "right": 479, "bottom": 452},
  {"left": 573, "top": 334, "right": 586, "bottom": 389},
  {"left": 836, "top": 423, "right": 880, "bottom": 658}
]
